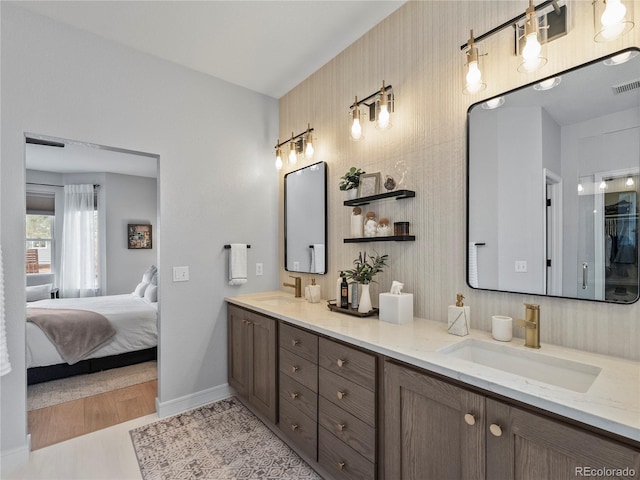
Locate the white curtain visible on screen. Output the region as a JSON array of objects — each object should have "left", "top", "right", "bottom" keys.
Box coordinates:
[
  {"left": 0, "top": 244, "right": 11, "bottom": 376},
  {"left": 60, "top": 184, "right": 98, "bottom": 298}
]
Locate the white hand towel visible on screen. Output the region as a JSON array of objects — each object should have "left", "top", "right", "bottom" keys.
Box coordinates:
[
  {"left": 228, "top": 244, "right": 248, "bottom": 286},
  {"left": 468, "top": 242, "right": 479, "bottom": 288},
  {"left": 0, "top": 245, "right": 11, "bottom": 376},
  {"left": 310, "top": 244, "right": 325, "bottom": 273}
]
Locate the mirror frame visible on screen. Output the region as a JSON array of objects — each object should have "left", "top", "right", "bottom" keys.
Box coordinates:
[
  {"left": 466, "top": 48, "right": 640, "bottom": 304},
  {"left": 284, "top": 161, "right": 328, "bottom": 274}
]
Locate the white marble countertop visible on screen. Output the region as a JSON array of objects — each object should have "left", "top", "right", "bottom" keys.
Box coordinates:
[{"left": 226, "top": 291, "right": 640, "bottom": 442}]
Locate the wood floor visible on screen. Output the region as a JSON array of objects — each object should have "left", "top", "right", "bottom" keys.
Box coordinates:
[{"left": 28, "top": 380, "right": 157, "bottom": 450}]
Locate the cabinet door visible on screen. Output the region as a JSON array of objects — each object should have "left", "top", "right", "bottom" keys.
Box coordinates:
[
  {"left": 248, "top": 311, "right": 277, "bottom": 423},
  {"left": 384, "top": 362, "right": 485, "bottom": 480},
  {"left": 227, "top": 305, "right": 250, "bottom": 396},
  {"left": 486, "top": 399, "right": 640, "bottom": 480}
]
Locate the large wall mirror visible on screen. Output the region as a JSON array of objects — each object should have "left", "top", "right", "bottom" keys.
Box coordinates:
[
  {"left": 285, "top": 161, "right": 327, "bottom": 274},
  {"left": 467, "top": 48, "right": 639, "bottom": 304}
]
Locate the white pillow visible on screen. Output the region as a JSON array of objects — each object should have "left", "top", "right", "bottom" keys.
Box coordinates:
[
  {"left": 144, "top": 284, "right": 158, "bottom": 303},
  {"left": 27, "top": 284, "right": 52, "bottom": 302},
  {"left": 142, "top": 265, "right": 158, "bottom": 283},
  {"left": 133, "top": 282, "right": 149, "bottom": 297},
  {"left": 150, "top": 272, "right": 158, "bottom": 286}
]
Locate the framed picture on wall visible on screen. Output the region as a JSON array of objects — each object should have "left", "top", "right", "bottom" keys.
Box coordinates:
[
  {"left": 128, "top": 224, "right": 152, "bottom": 249},
  {"left": 358, "top": 172, "right": 381, "bottom": 198}
]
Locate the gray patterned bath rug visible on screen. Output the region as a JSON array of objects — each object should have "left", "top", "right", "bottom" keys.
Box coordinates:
[{"left": 130, "top": 396, "right": 322, "bottom": 479}]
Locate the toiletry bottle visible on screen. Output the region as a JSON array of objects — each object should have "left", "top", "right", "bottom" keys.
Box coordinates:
[
  {"left": 447, "top": 293, "right": 470, "bottom": 336},
  {"left": 336, "top": 271, "right": 344, "bottom": 304},
  {"left": 340, "top": 275, "right": 349, "bottom": 308},
  {"left": 308, "top": 278, "right": 321, "bottom": 303}
]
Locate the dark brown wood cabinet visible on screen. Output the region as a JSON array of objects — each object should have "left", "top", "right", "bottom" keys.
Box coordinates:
[
  {"left": 227, "top": 304, "right": 277, "bottom": 423},
  {"left": 385, "top": 360, "right": 640, "bottom": 480}
]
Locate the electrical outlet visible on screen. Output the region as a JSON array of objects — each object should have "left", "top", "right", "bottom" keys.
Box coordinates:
[
  {"left": 515, "top": 261, "right": 528, "bottom": 273},
  {"left": 172, "top": 266, "right": 189, "bottom": 282},
  {"left": 293, "top": 261, "right": 300, "bottom": 271},
  {"left": 256, "top": 263, "right": 263, "bottom": 276}
]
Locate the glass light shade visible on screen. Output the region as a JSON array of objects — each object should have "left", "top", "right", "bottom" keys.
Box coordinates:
[
  {"left": 275, "top": 153, "right": 283, "bottom": 170},
  {"left": 599, "top": 180, "right": 608, "bottom": 190},
  {"left": 377, "top": 104, "right": 391, "bottom": 129},
  {"left": 350, "top": 116, "right": 363, "bottom": 141},
  {"left": 464, "top": 61, "right": 486, "bottom": 94},
  {"left": 305, "top": 140, "right": 314, "bottom": 158},
  {"left": 288, "top": 143, "right": 297, "bottom": 165},
  {"left": 595, "top": 0, "right": 634, "bottom": 42},
  {"left": 626, "top": 176, "right": 635, "bottom": 187}
]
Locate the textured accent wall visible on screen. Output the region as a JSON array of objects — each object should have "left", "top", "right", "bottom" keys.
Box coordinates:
[{"left": 279, "top": 1, "right": 639, "bottom": 361}]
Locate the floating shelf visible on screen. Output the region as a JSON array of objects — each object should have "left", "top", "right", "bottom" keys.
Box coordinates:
[
  {"left": 344, "top": 235, "right": 415, "bottom": 243},
  {"left": 344, "top": 189, "right": 415, "bottom": 206}
]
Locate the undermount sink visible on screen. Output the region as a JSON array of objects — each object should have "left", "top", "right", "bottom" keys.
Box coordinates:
[
  {"left": 438, "top": 339, "right": 601, "bottom": 393},
  {"left": 256, "top": 296, "right": 304, "bottom": 306}
]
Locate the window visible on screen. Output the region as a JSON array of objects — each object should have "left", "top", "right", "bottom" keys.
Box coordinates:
[{"left": 26, "top": 214, "right": 54, "bottom": 274}]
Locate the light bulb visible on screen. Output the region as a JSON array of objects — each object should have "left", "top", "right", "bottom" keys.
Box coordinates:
[
  {"left": 626, "top": 176, "right": 635, "bottom": 187},
  {"left": 521, "top": 33, "right": 543, "bottom": 71},
  {"left": 465, "top": 61, "right": 484, "bottom": 93},
  {"left": 599, "top": 180, "right": 607, "bottom": 190},
  {"left": 289, "top": 145, "right": 297, "bottom": 165},
  {"left": 351, "top": 117, "right": 362, "bottom": 140},
  {"left": 578, "top": 183, "right": 584, "bottom": 193},
  {"left": 600, "top": 0, "right": 627, "bottom": 40},
  {"left": 275, "top": 153, "right": 283, "bottom": 170},
  {"left": 377, "top": 104, "right": 390, "bottom": 129},
  {"left": 305, "top": 141, "right": 314, "bottom": 158}
]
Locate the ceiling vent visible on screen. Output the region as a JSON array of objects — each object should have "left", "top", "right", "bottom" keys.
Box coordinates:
[{"left": 612, "top": 78, "right": 640, "bottom": 95}]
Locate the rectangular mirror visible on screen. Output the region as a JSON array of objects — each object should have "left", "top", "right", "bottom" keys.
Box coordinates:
[
  {"left": 467, "top": 48, "right": 639, "bottom": 304},
  {"left": 285, "top": 161, "right": 327, "bottom": 274}
]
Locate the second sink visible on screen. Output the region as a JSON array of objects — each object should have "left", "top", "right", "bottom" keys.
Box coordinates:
[{"left": 438, "top": 339, "right": 601, "bottom": 393}]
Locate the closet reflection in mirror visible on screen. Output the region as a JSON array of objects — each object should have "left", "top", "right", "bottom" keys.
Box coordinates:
[
  {"left": 467, "top": 48, "right": 639, "bottom": 303},
  {"left": 284, "top": 161, "right": 327, "bottom": 274}
]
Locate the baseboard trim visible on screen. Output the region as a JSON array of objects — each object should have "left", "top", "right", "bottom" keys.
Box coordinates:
[
  {"left": 1, "top": 434, "right": 31, "bottom": 473},
  {"left": 156, "top": 383, "right": 233, "bottom": 418}
]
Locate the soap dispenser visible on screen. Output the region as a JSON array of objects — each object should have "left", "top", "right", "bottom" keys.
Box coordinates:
[{"left": 447, "top": 293, "right": 470, "bottom": 336}]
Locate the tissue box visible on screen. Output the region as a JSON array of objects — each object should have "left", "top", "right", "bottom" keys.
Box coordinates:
[{"left": 379, "top": 293, "right": 413, "bottom": 324}]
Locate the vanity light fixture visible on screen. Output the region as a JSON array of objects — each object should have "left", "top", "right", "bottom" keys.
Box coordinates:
[
  {"left": 463, "top": 30, "right": 486, "bottom": 95},
  {"left": 533, "top": 76, "right": 561, "bottom": 90},
  {"left": 517, "top": 0, "right": 548, "bottom": 73},
  {"left": 626, "top": 176, "right": 635, "bottom": 187},
  {"left": 349, "top": 82, "right": 394, "bottom": 140},
  {"left": 599, "top": 179, "right": 608, "bottom": 190},
  {"left": 273, "top": 125, "right": 315, "bottom": 170},
  {"left": 594, "top": 0, "right": 635, "bottom": 42}
]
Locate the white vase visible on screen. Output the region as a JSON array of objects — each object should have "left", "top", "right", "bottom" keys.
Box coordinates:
[
  {"left": 358, "top": 283, "right": 372, "bottom": 313},
  {"left": 347, "top": 189, "right": 357, "bottom": 200}
]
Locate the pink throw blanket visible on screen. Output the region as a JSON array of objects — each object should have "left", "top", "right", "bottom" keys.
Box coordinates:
[{"left": 27, "top": 308, "right": 116, "bottom": 365}]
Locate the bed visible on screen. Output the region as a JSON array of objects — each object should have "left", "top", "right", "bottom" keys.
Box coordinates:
[{"left": 26, "top": 294, "right": 158, "bottom": 384}]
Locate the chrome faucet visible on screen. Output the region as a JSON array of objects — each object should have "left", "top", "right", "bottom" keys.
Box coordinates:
[
  {"left": 517, "top": 303, "right": 541, "bottom": 349},
  {"left": 283, "top": 275, "right": 302, "bottom": 298}
]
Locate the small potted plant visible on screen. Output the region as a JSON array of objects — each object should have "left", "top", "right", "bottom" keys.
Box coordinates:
[
  {"left": 345, "top": 250, "right": 388, "bottom": 313},
  {"left": 339, "top": 167, "right": 365, "bottom": 199}
]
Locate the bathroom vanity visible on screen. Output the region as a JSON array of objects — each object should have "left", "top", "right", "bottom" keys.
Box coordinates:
[{"left": 227, "top": 292, "right": 639, "bottom": 480}]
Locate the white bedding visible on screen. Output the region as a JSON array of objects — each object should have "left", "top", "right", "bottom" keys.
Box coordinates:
[{"left": 26, "top": 294, "right": 158, "bottom": 369}]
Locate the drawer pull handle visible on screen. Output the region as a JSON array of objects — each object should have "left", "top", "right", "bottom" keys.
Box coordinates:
[
  {"left": 290, "top": 392, "right": 299, "bottom": 400},
  {"left": 337, "top": 423, "right": 346, "bottom": 432},
  {"left": 464, "top": 413, "right": 476, "bottom": 426},
  {"left": 337, "top": 391, "right": 346, "bottom": 400},
  {"left": 338, "top": 462, "right": 345, "bottom": 471},
  {"left": 489, "top": 424, "right": 503, "bottom": 437},
  {"left": 292, "top": 339, "right": 300, "bottom": 347},
  {"left": 291, "top": 424, "right": 298, "bottom": 431},
  {"left": 291, "top": 365, "right": 299, "bottom": 372},
  {"left": 337, "top": 358, "right": 346, "bottom": 367}
]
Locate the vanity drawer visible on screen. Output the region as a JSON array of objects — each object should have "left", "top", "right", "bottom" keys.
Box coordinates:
[
  {"left": 280, "top": 373, "right": 317, "bottom": 421},
  {"left": 319, "top": 368, "right": 375, "bottom": 427},
  {"left": 280, "top": 323, "right": 318, "bottom": 362},
  {"left": 319, "top": 337, "right": 375, "bottom": 391},
  {"left": 279, "top": 396, "right": 317, "bottom": 461},
  {"left": 318, "top": 426, "right": 374, "bottom": 480},
  {"left": 280, "top": 347, "right": 318, "bottom": 392},
  {"left": 318, "top": 396, "right": 375, "bottom": 463}
]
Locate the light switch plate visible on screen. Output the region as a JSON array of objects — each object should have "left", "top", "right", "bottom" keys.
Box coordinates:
[
  {"left": 515, "top": 261, "right": 527, "bottom": 273},
  {"left": 256, "top": 263, "right": 263, "bottom": 276},
  {"left": 173, "top": 266, "right": 189, "bottom": 282}
]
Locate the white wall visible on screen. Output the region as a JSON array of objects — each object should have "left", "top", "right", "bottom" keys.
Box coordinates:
[{"left": 1, "top": 4, "right": 279, "bottom": 467}]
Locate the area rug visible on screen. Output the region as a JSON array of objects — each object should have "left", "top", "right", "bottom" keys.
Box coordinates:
[
  {"left": 130, "top": 397, "right": 321, "bottom": 480},
  {"left": 28, "top": 360, "right": 157, "bottom": 411}
]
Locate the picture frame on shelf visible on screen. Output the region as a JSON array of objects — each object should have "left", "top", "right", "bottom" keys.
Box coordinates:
[
  {"left": 128, "top": 224, "right": 152, "bottom": 249},
  {"left": 358, "top": 172, "right": 381, "bottom": 198}
]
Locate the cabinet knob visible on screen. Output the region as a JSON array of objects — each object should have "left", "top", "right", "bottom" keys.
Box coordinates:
[
  {"left": 337, "top": 423, "right": 346, "bottom": 432},
  {"left": 337, "top": 391, "right": 346, "bottom": 400},
  {"left": 290, "top": 392, "right": 299, "bottom": 400},
  {"left": 337, "top": 358, "right": 346, "bottom": 367},
  {"left": 338, "top": 462, "right": 346, "bottom": 471},
  {"left": 489, "top": 424, "right": 503, "bottom": 437},
  {"left": 292, "top": 339, "right": 300, "bottom": 347},
  {"left": 291, "top": 365, "right": 299, "bottom": 373},
  {"left": 291, "top": 424, "right": 298, "bottom": 431},
  {"left": 464, "top": 413, "right": 476, "bottom": 426}
]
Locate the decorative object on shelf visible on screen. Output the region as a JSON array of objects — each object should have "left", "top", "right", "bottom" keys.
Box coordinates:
[
  {"left": 377, "top": 217, "right": 392, "bottom": 237},
  {"left": 394, "top": 221, "right": 410, "bottom": 236},
  {"left": 349, "top": 81, "right": 394, "bottom": 140},
  {"left": 364, "top": 211, "right": 378, "bottom": 237},
  {"left": 384, "top": 175, "right": 396, "bottom": 191},
  {"left": 128, "top": 224, "right": 152, "bottom": 249},
  {"left": 351, "top": 206, "right": 363, "bottom": 237},
  {"left": 447, "top": 293, "right": 470, "bottom": 336},
  {"left": 339, "top": 167, "right": 365, "bottom": 200},
  {"left": 380, "top": 281, "right": 414, "bottom": 324},
  {"left": 273, "top": 124, "right": 315, "bottom": 170},
  {"left": 345, "top": 251, "right": 389, "bottom": 314},
  {"left": 358, "top": 172, "right": 381, "bottom": 198}
]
